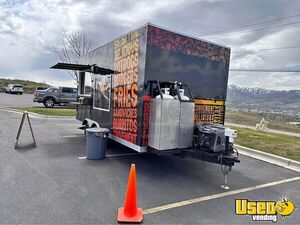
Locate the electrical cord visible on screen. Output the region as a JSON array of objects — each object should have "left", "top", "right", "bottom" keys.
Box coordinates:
[
  {"left": 233, "top": 146, "right": 239, "bottom": 158},
  {"left": 232, "top": 45, "right": 300, "bottom": 53},
  {"left": 201, "top": 13, "right": 300, "bottom": 36},
  {"left": 207, "top": 21, "right": 300, "bottom": 39}
]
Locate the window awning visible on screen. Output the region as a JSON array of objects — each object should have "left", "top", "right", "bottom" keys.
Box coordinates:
[{"left": 50, "top": 63, "right": 117, "bottom": 75}]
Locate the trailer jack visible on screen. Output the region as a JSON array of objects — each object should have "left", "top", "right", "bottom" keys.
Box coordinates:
[
  {"left": 220, "top": 165, "right": 231, "bottom": 190},
  {"left": 219, "top": 154, "right": 240, "bottom": 190}
]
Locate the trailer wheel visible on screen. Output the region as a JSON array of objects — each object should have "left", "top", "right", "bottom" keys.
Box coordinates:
[{"left": 43, "top": 98, "right": 55, "bottom": 108}]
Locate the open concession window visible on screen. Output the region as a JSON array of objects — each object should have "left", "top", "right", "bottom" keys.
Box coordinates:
[
  {"left": 50, "top": 63, "right": 116, "bottom": 97},
  {"left": 78, "top": 72, "right": 92, "bottom": 96}
]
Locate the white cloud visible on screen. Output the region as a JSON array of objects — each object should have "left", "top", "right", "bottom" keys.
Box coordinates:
[
  {"left": 0, "top": 0, "right": 89, "bottom": 73},
  {"left": 6, "top": 69, "right": 77, "bottom": 87},
  {"left": 229, "top": 71, "right": 300, "bottom": 90},
  {"left": 227, "top": 24, "right": 300, "bottom": 90},
  {"left": 0, "top": 0, "right": 299, "bottom": 90},
  {"left": 240, "top": 27, "right": 300, "bottom": 51}
]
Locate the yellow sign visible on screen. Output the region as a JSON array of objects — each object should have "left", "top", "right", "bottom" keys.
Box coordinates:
[
  {"left": 194, "top": 99, "right": 225, "bottom": 125},
  {"left": 235, "top": 198, "right": 295, "bottom": 222}
]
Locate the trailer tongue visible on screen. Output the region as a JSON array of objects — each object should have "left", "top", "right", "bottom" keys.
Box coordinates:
[{"left": 50, "top": 23, "right": 240, "bottom": 188}]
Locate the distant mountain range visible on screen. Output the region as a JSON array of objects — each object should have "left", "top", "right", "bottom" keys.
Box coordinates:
[{"left": 226, "top": 85, "right": 300, "bottom": 115}]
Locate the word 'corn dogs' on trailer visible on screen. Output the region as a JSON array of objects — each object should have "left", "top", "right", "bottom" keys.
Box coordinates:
[{"left": 51, "top": 24, "right": 240, "bottom": 188}]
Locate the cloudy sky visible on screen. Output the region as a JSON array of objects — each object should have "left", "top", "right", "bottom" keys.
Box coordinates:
[{"left": 0, "top": 0, "right": 300, "bottom": 90}]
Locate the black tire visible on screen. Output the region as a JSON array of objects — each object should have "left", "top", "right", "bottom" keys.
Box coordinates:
[
  {"left": 20, "top": 93, "right": 23, "bottom": 95},
  {"left": 43, "top": 98, "right": 55, "bottom": 108}
]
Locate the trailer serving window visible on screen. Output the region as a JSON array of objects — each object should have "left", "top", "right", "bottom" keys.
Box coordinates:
[
  {"left": 78, "top": 72, "right": 92, "bottom": 96},
  {"left": 50, "top": 63, "right": 116, "bottom": 97}
]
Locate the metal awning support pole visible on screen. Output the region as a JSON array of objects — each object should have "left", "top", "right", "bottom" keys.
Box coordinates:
[{"left": 78, "top": 71, "right": 86, "bottom": 95}]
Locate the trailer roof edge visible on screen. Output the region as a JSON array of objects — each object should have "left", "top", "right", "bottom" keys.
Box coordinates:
[
  {"left": 87, "top": 22, "right": 150, "bottom": 54},
  {"left": 88, "top": 22, "right": 230, "bottom": 54},
  {"left": 146, "top": 22, "right": 230, "bottom": 50}
]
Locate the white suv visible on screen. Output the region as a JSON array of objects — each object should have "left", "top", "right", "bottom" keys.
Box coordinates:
[{"left": 4, "top": 84, "right": 24, "bottom": 95}]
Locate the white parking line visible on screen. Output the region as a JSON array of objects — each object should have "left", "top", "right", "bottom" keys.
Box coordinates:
[
  {"left": 78, "top": 152, "right": 141, "bottom": 159},
  {"left": 143, "top": 176, "right": 300, "bottom": 215},
  {"left": 56, "top": 123, "right": 80, "bottom": 126},
  {"left": 0, "top": 108, "right": 23, "bottom": 115},
  {"left": 0, "top": 108, "right": 75, "bottom": 120},
  {"left": 63, "top": 134, "right": 84, "bottom": 138}
]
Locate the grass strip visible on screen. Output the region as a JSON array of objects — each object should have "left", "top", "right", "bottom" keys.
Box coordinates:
[
  {"left": 231, "top": 126, "right": 300, "bottom": 162},
  {"left": 13, "top": 107, "right": 76, "bottom": 117}
]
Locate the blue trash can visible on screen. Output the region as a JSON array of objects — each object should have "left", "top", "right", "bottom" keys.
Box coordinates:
[{"left": 86, "top": 128, "right": 109, "bottom": 160}]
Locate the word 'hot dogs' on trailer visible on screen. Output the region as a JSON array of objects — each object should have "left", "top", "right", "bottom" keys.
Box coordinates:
[{"left": 50, "top": 23, "right": 240, "bottom": 188}]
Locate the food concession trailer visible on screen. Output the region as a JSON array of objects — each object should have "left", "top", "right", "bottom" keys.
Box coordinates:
[{"left": 51, "top": 24, "right": 239, "bottom": 188}]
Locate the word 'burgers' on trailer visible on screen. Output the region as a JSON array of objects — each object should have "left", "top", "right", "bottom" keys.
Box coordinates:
[{"left": 51, "top": 23, "right": 240, "bottom": 188}]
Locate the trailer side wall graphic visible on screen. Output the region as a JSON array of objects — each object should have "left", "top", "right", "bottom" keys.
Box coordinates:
[{"left": 112, "top": 30, "right": 140, "bottom": 144}]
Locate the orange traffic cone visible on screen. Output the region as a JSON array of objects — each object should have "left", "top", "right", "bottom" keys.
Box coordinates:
[{"left": 117, "top": 164, "right": 143, "bottom": 223}]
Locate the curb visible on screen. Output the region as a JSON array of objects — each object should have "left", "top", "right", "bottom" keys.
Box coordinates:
[
  {"left": 226, "top": 123, "right": 300, "bottom": 138},
  {"left": 0, "top": 107, "right": 76, "bottom": 120},
  {"left": 236, "top": 144, "right": 300, "bottom": 173}
]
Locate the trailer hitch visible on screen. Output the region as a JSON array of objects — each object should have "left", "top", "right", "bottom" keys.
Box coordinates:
[
  {"left": 179, "top": 148, "right": 240, "bottom": 167},
  {"left": 219, "top": 154, "right": 240, "bottom": 166}
]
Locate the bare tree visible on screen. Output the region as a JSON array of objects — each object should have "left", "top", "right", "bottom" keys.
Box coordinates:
[{"left": 55, "top": 30, "right": 94, "bottom": 82}]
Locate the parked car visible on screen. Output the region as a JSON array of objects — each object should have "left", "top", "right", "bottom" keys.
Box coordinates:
[
  {"left": 4, "top": 84, "right": 23, "bottom": 94},
  {"left": 33, "top": 87, "right": 78, "bottom": 108}
]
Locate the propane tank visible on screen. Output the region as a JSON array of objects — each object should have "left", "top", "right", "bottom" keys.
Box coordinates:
[
  {"left": 225, "top": 128, "right": 237, "bottom": 143},
  {"left": 156, "top": 88, "right": 174, "bottom": 99},
  {"left": 174, "top": 89, "right": 190, "bottom": 101}
]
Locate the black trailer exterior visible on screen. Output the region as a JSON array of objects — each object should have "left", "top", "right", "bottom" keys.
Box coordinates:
[
  {"left": 75, "top": 23, "right": 230, "bottom": 152},
  {"left": 51, "top": 24, "right": 239, "bottom": 188}
]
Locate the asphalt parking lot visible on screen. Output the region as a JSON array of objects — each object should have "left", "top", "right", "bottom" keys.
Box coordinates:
[
  {"left": 0, "top": 100, "right": 299, "bottom": 224},
  {"left": 0, "top": 93, "right": 39, "bottom": 108}
]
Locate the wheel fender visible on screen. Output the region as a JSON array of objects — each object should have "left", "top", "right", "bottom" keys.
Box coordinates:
[{"left": 82, "top": 118, "right": 100, "bottom": 129}]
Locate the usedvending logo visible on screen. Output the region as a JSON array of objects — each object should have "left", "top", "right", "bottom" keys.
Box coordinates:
[{"left": 235, "top": 198, "right": 295, "bottom": 222}]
